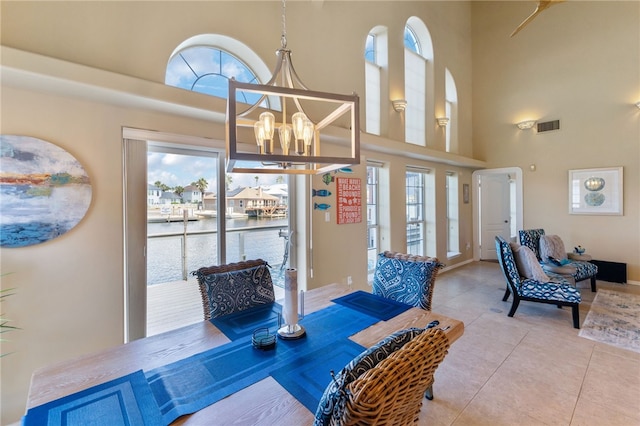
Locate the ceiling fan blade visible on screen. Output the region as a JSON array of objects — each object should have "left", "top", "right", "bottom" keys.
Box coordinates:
[{"left": 510, "top": 0, "right": 564, "bottom": 37}]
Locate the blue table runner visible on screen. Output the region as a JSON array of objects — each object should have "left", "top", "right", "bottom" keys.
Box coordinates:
[
  {"left": 331, "top": 290, "right": 413, "bottom": 320},
  {"left": 209, "top": 302, "right": 282, "bottom": 340},
  {"left": 22, "top": 370, "right": 163, "bottom": 426},
  {"left": 146, "top": 303, "right": 379, "bottom": 424},
  {"left": 23, "top": 293, "right": 410, "bottom": 425}
]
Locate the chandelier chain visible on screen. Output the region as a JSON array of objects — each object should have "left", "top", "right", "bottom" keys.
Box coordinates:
[{"left": 281, "top": 0, "right": 288, "bottom": 49}]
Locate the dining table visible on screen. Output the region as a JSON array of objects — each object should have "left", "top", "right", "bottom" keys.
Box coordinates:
[{"left": 25, "top": 283, "right": 464, "bottom": 425}]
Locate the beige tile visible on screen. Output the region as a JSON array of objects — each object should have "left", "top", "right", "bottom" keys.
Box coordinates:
[
  {"left": 579, "top": 348, "right": 640, "bottom": 421},
  {"left": 458, "top": 365, "right": 579, "bottom": 425},
  {"left": 571, "top": 398, "right": 639, "bottom": 426}
]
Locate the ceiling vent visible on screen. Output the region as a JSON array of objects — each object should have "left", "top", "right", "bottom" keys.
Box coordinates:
[{"left": 537, "top": 120, "right": 560, "bottom": 133}]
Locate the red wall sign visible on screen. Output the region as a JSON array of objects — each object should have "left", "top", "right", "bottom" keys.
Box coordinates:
[{"left": 336, "top": 177, "right": 362, "bottom": 224}]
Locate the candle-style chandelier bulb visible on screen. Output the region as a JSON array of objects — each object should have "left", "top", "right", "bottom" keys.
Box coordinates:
[
  {"left": 253, "top": 121, "right": 266, "bottom": 154},
  {"left": 292, "top": 112, "right": 307, "bottom": 154},
  {"left": 259, "top": 112, "right": 276, "bottom": 154},
  {"left": 303, "top": 119, "right": 314, "bottom": 155},
  {"left": 278, "top": 123, "right": 292, "bottom": 155}
]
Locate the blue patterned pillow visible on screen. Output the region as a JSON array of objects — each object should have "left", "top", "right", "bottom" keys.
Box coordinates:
[
  {"left": 313, "top": 327, "right": 424, "bottom": 426},
  {"left": 197, "top": 263, "right": 275, "bottom": 318},
  {"left": 372, "top": 253, "right": 439, "bottom": 310}
]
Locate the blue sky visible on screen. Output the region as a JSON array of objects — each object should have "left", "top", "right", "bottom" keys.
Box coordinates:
[{"left": 147, "top": 152, "right": 281, "bottom": 192}]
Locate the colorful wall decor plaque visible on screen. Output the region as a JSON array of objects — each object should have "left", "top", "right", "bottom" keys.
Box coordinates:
[
  {"left": 336, "top": 177, "right": 362, "bottom": 225},
  {"left": 0, "top": 135, "right": 92, "bottom": 247}
]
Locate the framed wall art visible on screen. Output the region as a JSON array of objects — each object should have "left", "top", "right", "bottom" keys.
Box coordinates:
[
  {"left": 568, "top": 167, "right": 622, "bottom": 215},
  {"left": 0, "top": 135, "right": 92, "bottom": 247}
]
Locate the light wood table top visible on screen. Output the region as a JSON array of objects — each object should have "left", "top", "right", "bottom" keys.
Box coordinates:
[{"left": 27, "top": 283, "right": 464, "bottom": 425}]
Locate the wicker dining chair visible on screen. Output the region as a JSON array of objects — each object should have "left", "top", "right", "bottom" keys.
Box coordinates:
[
  {"left": 192, "top": 259, "right": 275, "bottom": 320},
  {"left": 336, "top": 328, "right": 450, "bottom": 425}
]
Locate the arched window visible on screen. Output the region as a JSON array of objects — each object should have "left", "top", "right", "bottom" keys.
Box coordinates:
[
  {"left": 404, "top": 18, "right": 434, "bottom": 147},
  {"left": 445, "top": 68, "right": 458, "bottom": 153},
  {"left": 165, "top": 34, "right": 271, "bottom": 106},
  {"left": 364, "top": 26, "right": 388, "bottom": 136}
]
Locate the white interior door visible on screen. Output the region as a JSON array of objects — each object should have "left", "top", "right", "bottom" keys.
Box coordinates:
[{"left": 478, "top": 172, "right": 515, "bottom": 260}]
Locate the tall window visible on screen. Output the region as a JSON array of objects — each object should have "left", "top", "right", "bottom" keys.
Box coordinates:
[
  {"left": 404, "top": 26, "right": 425, "bottom": 145},
  {"left": 446, "top": 172, "right": 460, "bottom": 257},
  {"left": 406, "top": 170, "right": 426, "bottom": 255},
  {"left": 405, "top": 167, "right": 435, "bottom": 257},
  {"left": 365, "top": 27, "right": 388, "bottom": 136},
  {"left": 366, "top": 164, "right": 381, "bottom": 275},
  {"left": 444, "top": 68, "right": 458, "bottom": 153},
  {"left": 404, "top": 18, "right": 434, "bottom": 147}
]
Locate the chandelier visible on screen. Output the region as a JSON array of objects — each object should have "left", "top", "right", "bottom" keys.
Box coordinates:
[{"left": 226, "top": 0, "right": 360, "bottom": 175}]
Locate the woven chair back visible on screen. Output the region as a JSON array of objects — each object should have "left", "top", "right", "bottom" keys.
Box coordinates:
[{"left": 338, "top": 328, "right": 450, "bottom": 425}]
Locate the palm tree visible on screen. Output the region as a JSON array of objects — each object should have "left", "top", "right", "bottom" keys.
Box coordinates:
[
  {"left": 225, "top": 174, "right": 233, "bottom": 190},
  {"left": 154, "top": 180, "right": 170, "bottom": 191},
  {"left": 254, "top": 176, "right": 259, "bottom": 187},
  {"left": 192, "top": 178, "right": 208, "bottom": 196},
  {"left": 192, "top": 178, "right": 208, "bottom": 206},
  {"left": 173, "top": 186, "right": 184, "bottom": 197},
  {"left": 276, "top": 175, "right": 285, "bottom": 184}
]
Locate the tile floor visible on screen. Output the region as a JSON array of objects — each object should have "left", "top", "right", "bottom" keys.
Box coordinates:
[{"left": 419, "top": 261, "right": 640, "bottom": 425}]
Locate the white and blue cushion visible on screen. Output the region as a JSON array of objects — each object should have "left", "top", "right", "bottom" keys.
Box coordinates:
[
  {"left": 496, "top": 235, "right": 582, "bottom": 328},
  {"left": 372, "top": 252, "right": 443, "bottom": 311},
  {"left": 519, "top": 229, "right": 598, "bottom": 291},
  {"left": 195, "top": 262, "right": 275, "bottom": 319}
]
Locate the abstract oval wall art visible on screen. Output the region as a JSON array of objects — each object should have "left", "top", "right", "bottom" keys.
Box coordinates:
[{"left": 0, "top": 135, "right": 92, "bottom": 248}]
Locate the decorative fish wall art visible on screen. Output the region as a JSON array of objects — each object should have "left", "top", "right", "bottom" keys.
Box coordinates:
[
  {"left": 312, "top": 189, "right": 331, "bottom": 197},
  {"left": 314, "top": 203, "right": 331, "bottom": 211},
  {"left": 321, "top": 173, "right": 334, "bottom": 186}
]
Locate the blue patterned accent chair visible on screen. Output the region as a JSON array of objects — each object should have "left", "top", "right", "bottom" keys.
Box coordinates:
[
  {"left": 518, "top": 229, "right": 598, "bottom": 292},
  {"left": 495, "top": 236, "right": 582, "bottom": 329},
  {"left": 372, "top": 251, "right": 444, "bottom": 311},
  {"left": 193, "top": 259, "right": 275, "bottom": 320}
]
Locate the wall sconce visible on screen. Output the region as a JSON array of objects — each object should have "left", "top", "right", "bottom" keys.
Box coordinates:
[
  {"left": 517, "top": 120, "right": 536, "bottom": 130},
  {"left": 392, "top": 99, "right": 407, "bottom": 112},
  {"left": 635, "top": 101, "right": 640, "bottom": 109},
  {"left": 436, "top": 117, "right": 450, "bottom": 127}
]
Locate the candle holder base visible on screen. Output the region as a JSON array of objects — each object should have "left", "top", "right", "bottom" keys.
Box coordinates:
[{"left": 277, "top": 324, "right": 306, "bottom": 340}]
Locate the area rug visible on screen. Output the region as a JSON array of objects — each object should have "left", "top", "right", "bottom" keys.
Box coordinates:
[{"left": 579, "top": 289, "right": 640, "bottom": 354}]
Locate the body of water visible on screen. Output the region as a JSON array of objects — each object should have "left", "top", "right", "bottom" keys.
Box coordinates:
[{"left": 147, "top": 216, "right": 289, "bottom": 286}]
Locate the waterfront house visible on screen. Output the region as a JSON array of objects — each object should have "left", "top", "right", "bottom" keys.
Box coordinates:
[
  {"left": 147, "top": 184, "right": 162, "bottom": 205},
  {"left": 227, "top": 186, "right": 282, "bottom": 216},
  {"left": 181, "top": 185, "right": 203, "bottom": 204}
]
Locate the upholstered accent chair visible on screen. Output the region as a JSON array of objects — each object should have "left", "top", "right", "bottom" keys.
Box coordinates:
[
  {"left": 372, "top": 251, "right": 444, "bottom": 311},
  {"left": 495, "top": 236, "right": 582, "bottom": 329},
  {"left": 518, "top": 229, "right": 598, "bottom": 292},
  {"left": 193, "top": 259, "right": 275, "bottom": 320}
]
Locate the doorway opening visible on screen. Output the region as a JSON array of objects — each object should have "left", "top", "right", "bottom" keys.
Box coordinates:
[{"left": 472, "top": 167, "right": 523, "bottom": 261}]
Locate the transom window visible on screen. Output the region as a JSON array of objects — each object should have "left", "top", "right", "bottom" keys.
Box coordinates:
[{"left": 166, "top": 46, "right": 263, "bottom": 105}]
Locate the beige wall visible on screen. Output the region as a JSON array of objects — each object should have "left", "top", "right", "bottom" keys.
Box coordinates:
[
  {"left": 0, "top": 1, "right": 638, "bottom": 424},
  {"left": 472, "top": 1, "right": 640, "bottom": 278}
]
